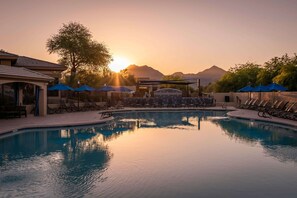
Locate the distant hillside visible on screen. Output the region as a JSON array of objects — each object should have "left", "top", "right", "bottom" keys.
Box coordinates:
[
  {"left": 125, "top": 64, "right": 226, "bottom": 86},
  {"left": 125, "top": 65, "right": 164, "bottom": 80},
  {"left": 172, "top": 65, "right": 226, "bottom": 86}
]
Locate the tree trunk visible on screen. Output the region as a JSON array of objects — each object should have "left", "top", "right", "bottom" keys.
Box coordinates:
[{"left": 69, "top": 67, "right": 77, "bottom": 86}]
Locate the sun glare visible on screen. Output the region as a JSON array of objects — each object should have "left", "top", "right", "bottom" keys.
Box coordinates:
[{"left": 109, "top": 56, "right": 132, "bottom": 73}]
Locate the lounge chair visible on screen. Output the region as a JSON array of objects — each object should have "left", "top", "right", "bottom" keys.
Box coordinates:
[
  {"left": 246, "top": 99, "right": 259, "bottom": 110},
  {"left": 277, "top": 102, "right": 296, "bottom": 119},
  {"left": 241, "top": 98, "right": 255, "bottom": 109},
  {"left": 82, "top": 100, "right": 93, "bottom": 111},
  {"left": 58, "top": 100, "right": 71, "bottom": 113},
  {"left": 239, "top": 98, "right": 253, "bottom": 109},
  {"left": 47, "top": 105, "right": 61, "bottom": 114},
  {"left": 68, "top": 100, "right": 79, "bottom": 112},
  {"left": 268, "top": 101, "right": 289, "bottom": 117},
  {"left": 88, "top": 99, "right": 103, "bottom": 110}
]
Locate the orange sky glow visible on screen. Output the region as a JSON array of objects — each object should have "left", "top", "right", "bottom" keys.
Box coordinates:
[{"left": 1, "top": 0, "right": 297, "bottom": 74}]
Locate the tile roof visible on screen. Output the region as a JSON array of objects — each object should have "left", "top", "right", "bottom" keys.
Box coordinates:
[
  {"left": 0, "top": 65, "right": 54, "bottom": 81},
  {"left": 0, "top": 51, "right": 18, "bottom": 57},
  {"left": 15, "top": 56, "right": 65, "bottom": 70}
]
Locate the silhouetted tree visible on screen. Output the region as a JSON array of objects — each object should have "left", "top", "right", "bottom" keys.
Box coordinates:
[{"left": 46, "top": 22, "right": 112, "bottom": 85}]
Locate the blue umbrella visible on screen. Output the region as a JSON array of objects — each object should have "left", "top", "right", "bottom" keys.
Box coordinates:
[
  {"left": 266, "top": 83, "right": 288, "bottom": 91},
  {"left": 97, "top": 85, "right": 116, "bottom": 92},
  {"left": 113, "top": 86, "right": 133, "bottom": 93},
  {"left": 74, "top": 85, "right": 95, "bottom": 110},
  {"left": 48, "top": 83, "right": 74, "bottom": 91},
  {"left": 238, "top": 85, "right": 254, "bottom": 92},
  {"left": 74, "top": 85, "right": 95, "bottom": 92},
  {"left": 253, "top": 85, "right": 269, "bottom": 92},
  {"left": 253, "top": 85, "right": 270, "bottom": 101}
]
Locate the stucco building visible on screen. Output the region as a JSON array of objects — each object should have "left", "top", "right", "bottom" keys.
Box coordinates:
[{"left": 0, "top": 51, "right": 66, "bottom": 116}]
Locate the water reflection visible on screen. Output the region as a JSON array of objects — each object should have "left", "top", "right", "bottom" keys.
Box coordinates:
[
  {"left": 113, "top": 111, "right": 297, "bottom": 164},
  {"left": 0, "top": 128, "right": 111, "bottom": 197},
  {"left": 213, "top": 118, "right": 297, "bottom": 163},
  {"left": 1, "top": 111, "right": 297, "bottom": 197},
  {"left": 115, "top": 111, "right": 227, "bottom": 130}
]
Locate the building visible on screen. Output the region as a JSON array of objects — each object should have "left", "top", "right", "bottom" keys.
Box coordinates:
[{"left": 0, "top": 51, "right": 66, "bottom": 116}]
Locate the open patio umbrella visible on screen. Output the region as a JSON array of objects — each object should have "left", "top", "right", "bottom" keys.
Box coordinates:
[
  {"left": 97, "top": 85, "right": 116, "bottom": 92},
  {"left": 266, "top": 83, "right": 288, "bottom": 92},
  {"left": 266, "top": 83, "right": 288, "bottom": 102},
  {"left": 238, "top": 85, "right": 254, "bottom": 92},
  {"left": 74, "top": 85, "right": 95, "bottom": 109},
  {"left": 238, "top": 85, "right": 254, "bottom": 100},
  {"left": 253, "top": 85, "right": 269, "bottom": 100},
  {"left": 74, "top": 85, "right": 95, "bottom": 92},
  {"left": 48, "top": 83, "right": 74, "bottom": 91},
  {"left": 253, "top": 85, "right": 269, "bottom": 92},
  {"left": 97, "top": 86, "right": 116, "bottom": 107},
  {"left": 113, "top": 86, "right": 134, "bottom": 93}
]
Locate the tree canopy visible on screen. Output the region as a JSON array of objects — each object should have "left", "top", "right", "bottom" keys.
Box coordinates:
[
  {"left": 46, "top": 22, "right": 112, "bottom": 85},
  {"left": 205, "top": 54, "right": 297, "bottom": 92}
]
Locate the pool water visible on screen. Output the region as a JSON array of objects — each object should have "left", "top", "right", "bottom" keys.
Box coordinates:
[{"left": 1, "top": 111, "right": 297, "bottom": 197}]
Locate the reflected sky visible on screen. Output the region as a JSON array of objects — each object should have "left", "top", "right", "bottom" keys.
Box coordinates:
[{"left": 1, "top": 111, "right": 297, "bottom": 197}]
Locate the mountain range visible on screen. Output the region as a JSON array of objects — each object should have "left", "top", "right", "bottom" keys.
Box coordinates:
[{"left": 125, "top": 65, "right": 226, "bottom": 86}]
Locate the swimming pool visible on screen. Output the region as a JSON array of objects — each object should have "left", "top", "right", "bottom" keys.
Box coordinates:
[{"left": 1, "top": 111, "right": 297, "bottom": 197}]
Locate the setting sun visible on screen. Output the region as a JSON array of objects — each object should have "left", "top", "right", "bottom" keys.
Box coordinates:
[{"left": 109, "top": 56, "right": 132, "bottom": 72}]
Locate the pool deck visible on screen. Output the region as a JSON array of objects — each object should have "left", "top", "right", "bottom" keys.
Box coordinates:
[
  {"left": 0, "top": 106, "right": 296, "bottom": 136},
  {"left": 227, "top": 109, "right": 297, "bottom": 128},
  {"left": 0, "top": 111, "right": 114, "bottom": 136}
]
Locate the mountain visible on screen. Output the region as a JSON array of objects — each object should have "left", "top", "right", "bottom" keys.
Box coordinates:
[
  {"left": 172, "top": 65, "right": 226, "bottom": 86},
  {"left": 125, "top": 65, "right": 164, "bottom": 80},
  {"left": 125, "top": 64, "right": 226, "bottom": 86}
]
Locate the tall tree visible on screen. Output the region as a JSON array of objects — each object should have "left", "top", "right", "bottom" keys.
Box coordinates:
[
  {"left": 46, "top": 22, "right": 112, "bottom": 85},
  {"left": 273, "top": 54, "right": 297, "bottom": 90},
  {"left": 257, "top": 55, "right": 289, "bottom": 85},
  {"left": 210, "top": 62, "right": 261, "bottom": 92}
]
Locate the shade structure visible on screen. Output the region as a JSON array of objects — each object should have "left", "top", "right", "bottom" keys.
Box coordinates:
[
  {"left": 113, "top": 86, "right": 134, "bottom": 93},
  {"left": 238, "top": 85, "right": 254, "bottom": 92},
  {"left": 48, "top": 83, "right": 74, "bottom": 91},
  {"left": 97, "top": 85, "right": 116, "bottom": 92},
  {"left": 266, "top": 83, "right": 288, "bottom": 92},
  {"left": 154, "top": 88, "right": 182, "bottom": 96},
  {"left": 253, "top": 85, "right": 269, "bottom": 92},
  {"left": 74, "top": 85, "right": 95, "bottom": 92}
]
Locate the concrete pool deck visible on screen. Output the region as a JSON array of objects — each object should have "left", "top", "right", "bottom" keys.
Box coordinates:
[
  {"left": 227, "top": 109, "right": 297, "bottom": 128},
  {"left": 0, "top": 111, "right": 114, "bottom": 136},
  {"left": 0, "top": 106, "right": 296, "bottom": 136}
]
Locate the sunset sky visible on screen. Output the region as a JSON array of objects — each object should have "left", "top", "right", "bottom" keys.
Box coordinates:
[{"left": 1, "top": 0, "right": 297, "bottom": 74}]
